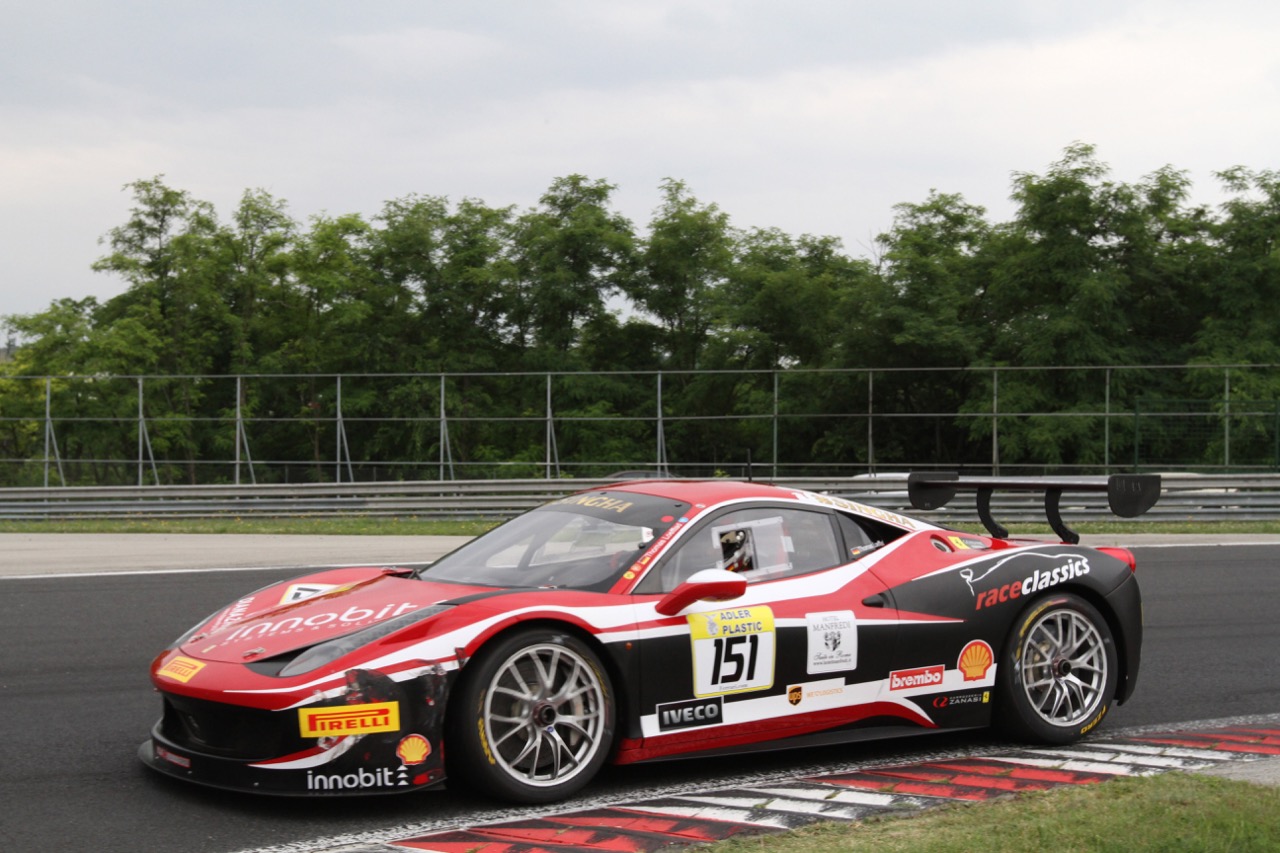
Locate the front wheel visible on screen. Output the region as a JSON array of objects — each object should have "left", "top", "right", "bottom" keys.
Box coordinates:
[
  {"left": 446, "top": 629, "right": 615, "bottom": 804},
  {"left": 996, "top": 593, "right": 1118, "bottom": 744}
]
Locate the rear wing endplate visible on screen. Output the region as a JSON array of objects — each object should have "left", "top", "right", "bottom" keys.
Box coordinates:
[{"left": 907, "top": 472, "right": 1161, "bottom": 545}]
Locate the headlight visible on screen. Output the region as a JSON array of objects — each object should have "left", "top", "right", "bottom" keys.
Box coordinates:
[{"left": 277, "top": 604, "right": 452, "bottom": 677}]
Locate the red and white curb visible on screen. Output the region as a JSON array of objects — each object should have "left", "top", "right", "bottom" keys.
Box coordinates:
[{"left": 376, "top": 724, "right": 1280, "bottom": 853}]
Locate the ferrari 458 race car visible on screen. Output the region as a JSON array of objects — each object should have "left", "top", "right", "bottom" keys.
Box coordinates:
[{"left": 140, "top": 474, "right": 1159, "bottom": 804}]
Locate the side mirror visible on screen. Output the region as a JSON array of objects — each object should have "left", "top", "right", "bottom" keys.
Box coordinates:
[{"left": 655, "top": 569, "right": 747, "bottom": 616}]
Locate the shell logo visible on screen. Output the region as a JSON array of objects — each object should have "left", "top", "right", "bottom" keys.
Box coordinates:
[
  {"left": 397, "top": 734, "right": 431, "bottom": 766},
  {"left": 958, "top": 640, "right": 994, "bottom": 681}
]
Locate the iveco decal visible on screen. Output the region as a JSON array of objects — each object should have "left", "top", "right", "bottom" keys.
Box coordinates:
[{"left": 657, "top": 697, "right": 723, "bottom": 731}]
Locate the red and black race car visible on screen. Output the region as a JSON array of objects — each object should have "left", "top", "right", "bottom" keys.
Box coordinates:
[{"left": 140, "top": 474, "right": 1158, "bottom": 803}]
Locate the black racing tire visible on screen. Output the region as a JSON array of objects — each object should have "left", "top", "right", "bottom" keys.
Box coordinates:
[
  {"left": 995, "top": 593, "right": 1118, "bottom": 744},
  {"left": 445, "top": 628, "right": 615, "bottom": 804}
]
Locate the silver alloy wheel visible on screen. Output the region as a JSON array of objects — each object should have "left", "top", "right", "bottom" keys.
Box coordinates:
[
  {"left": 1018, "top": 607, "right": 1109, "bottom": 727},
  {"left": 481, "top": 642, "right": 608, "bottom": 788}
]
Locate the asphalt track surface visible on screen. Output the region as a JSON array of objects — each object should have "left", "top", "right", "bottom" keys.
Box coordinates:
[{"left": 1, "top": 535, "right": 1278, "bottom": 853}]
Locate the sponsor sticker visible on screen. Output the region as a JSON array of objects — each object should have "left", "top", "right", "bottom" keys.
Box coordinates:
[
  {"left": 932, "top": 690, "right": 990, "bottom": 709},
  {"left": 806, "top": 610, "right": 857, "bottom": 673},
  {"left": 156, "top": 746, "right": 191, "bottom": 768},
  {"left": 792, "top": 490, "right": 917, "bottom": 529},
  {"left": 279, "top": 582, "right": 347, "bottom": 604},
  {"left": 549, "top": 494, "right": 635, "bottom": 514},
  {"left": 889, "top": 664, "right": 944, "bottom": 691},
  {"left": 299, "top": 701, "right": 401, "bottom": 738},
  {"left": 657, "top": 696, "right": 724, "bottom": 731},
  {"left": 396, "top": 734, "right": 431, "bottom": 765},
  {"left": 958, "top": 640, "right": 994, "bottom": 681},
  {"left": 688, "top": 606, "right": 776, "bottom": 697},
  {"left": 964, "top": 554, "right": 1092, "bottom": 610},
  {"left": 306, "top": 766, "right": 408, "bottom": 791},
  {"left": 157, "top": 656, "right": 206, "bottom": 683},
  {"left": 787, "top": 680, "right": 847, "bottom": 707},
  {"left": 221, "top": 602, "right": 418, "bottom": 643}
]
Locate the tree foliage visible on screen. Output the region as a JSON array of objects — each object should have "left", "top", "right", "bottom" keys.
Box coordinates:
[{"left": 3, "top": 147, "right": 1279, "bottom": 484}]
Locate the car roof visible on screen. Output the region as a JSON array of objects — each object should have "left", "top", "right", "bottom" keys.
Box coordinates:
[{"left": 585, "top": 479, "right": 813, "bottom": 505}]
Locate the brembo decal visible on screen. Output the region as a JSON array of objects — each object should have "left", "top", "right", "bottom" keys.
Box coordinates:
[{"left": 889, "top": 665, "right": 944, "bottom": 691}]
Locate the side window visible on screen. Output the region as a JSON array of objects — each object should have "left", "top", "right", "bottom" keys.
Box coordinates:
[
  {"left": 835, "top": 511, "right": 905, "bottom": 560},
  {"left": 646, "top": 507, "right": 843, "bottom": 592}
]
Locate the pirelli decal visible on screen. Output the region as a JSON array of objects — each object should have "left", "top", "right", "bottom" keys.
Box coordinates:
[
  {"left": 299, "top": 701, "right": 401, "bottom": 738},
  {"left": 157, "top": 656, "right": 206, "bottom": 683}
]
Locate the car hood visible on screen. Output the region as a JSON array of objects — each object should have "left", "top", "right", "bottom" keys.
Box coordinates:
[{"left": 182, "top": 574, "right": 489, "bottom": 662}]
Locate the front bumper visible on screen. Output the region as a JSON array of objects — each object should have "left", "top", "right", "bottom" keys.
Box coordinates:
[
  {"left": 139, "top": 722, "right": 446, "bottom": 796},
  {"left": 139, "top": 667, "right": 453, "bottom": 796}
]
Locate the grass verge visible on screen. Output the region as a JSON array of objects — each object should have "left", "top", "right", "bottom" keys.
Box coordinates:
[
  {"left": 714, "top": 773, "right": 1280, "bottom": 853},
  {"left": 0, "top": 517, "right": 499, "bottom": 536}
]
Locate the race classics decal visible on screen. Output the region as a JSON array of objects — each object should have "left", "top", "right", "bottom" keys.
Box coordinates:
[
  {"left": 959, "top": 552, "right": 1092, "bottom": 611},
  {"left": 688, "top": 606, "right": 776, "bottom": 697},
  {"left": 806, "top": 610, "right": 857, "bottom": 674}
]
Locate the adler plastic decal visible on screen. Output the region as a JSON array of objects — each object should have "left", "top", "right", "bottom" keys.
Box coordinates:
[{"left": 688, "top": 606, "right": 776, "bottom": 697}]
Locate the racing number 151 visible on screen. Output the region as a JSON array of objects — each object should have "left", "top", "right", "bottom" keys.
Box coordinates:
[{"left": 711, "top": 634, "right": 758, "bottom": 685}]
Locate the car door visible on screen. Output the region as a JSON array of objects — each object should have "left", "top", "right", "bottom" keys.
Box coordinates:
[{"left": 631, "top": 504, "right": 899, "bottom": 756}]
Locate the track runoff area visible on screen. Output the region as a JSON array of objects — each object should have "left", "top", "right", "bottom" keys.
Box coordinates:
[{"left": 226, "top": 714, "right": 1280, "bottom": 853}]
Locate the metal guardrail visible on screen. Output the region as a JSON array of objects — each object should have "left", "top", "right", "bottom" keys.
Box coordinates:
[{"left": 1, "top": 474, "right": 1279, "bottom": 524}]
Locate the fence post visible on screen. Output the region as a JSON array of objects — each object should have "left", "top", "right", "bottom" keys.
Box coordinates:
[
  {"left": 138, "top": 377, "right": 145, "bottom": 486},
  {"left": 1133, "top": 397, "right": 1141, "bottom": 470},
  {"left": 545, "top": 374, "right": 559, "bottom": 479},
  {"left": 867, "top": 371, "right": 875, "bottom": 474},
  {"left": 991, "top": 368, "right": 1000, "bottom": 475},
  {"left": 1224, "top": 368, "right": 1231, "bottom": 469},
  {"left": 656, "top": 372, "right": 667, "bottom": 474},
  {"left": 772, "top": 371, "right": 779, "bottom": 480},
  {"left": 1104, "top": 368, "right": 1111, "bottom": 472},
  {"left": 438, "top": 375, "right": 453, "bottom": 481}
]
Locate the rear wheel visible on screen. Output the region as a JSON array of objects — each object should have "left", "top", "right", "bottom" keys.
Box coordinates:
[
  {"left": 446, "top": 629, "right": 614, "bottom": 804},
  {"left": 996, "top": 593, "right": 1117, "bottom": 744}
]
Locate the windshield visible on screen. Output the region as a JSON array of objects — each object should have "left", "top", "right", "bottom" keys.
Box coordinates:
[{"left": 420, "top": 491, "right": 691, "bottom": 591}]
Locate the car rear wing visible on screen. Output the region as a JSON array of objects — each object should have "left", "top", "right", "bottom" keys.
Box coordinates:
[{"left": 906, "top": 472, "right": 1162, "bottom": 545}]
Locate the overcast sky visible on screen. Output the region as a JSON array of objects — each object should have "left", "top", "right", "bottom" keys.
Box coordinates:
[{"left": 2, "top": 0, "right": 1277, "bottom": 320}]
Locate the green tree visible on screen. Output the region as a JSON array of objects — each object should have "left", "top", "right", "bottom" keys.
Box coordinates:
[
  {"left": 511, "top": 175, "right": 636, "bottom": 361},
  {"left": 633, "top": 179, "right": 733, "bottom": 370}
]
